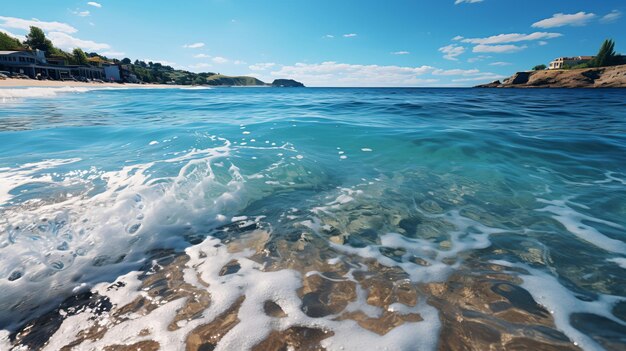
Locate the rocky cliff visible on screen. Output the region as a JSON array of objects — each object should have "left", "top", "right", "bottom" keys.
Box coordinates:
[{"left": 476, "top": 64, "right": 626, "bottom": 88}]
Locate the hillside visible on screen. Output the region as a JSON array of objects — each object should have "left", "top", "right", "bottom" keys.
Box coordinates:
[
  {"left": 205, "top": 74, "right": 266, "bottom": 86},
  {"left": 126, "top": 63, "right": 273, "bottom": 86},
  {"left": 477, "top": 64, "right": 626, "bottom": 88}
]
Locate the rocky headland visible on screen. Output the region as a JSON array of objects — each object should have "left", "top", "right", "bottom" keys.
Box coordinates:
[{"left": 476, "top": 64, "right": 626, "bottom": 88}]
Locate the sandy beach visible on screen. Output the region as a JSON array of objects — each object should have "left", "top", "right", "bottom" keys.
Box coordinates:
[{"left": 0, "top": 78, "right": 181, "bottom": 88}]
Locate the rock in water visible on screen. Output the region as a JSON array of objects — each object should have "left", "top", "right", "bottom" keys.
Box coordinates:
[{"left": 271, "top": 79, "right": 305, "bottom": 87}]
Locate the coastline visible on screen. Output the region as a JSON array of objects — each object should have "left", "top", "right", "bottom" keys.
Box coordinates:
[
  {"left": 475, "top": 64, "right": 626, "bottom": 88},
  {"left": 0, "top": 78, "right": 185, "bottom": 89}
]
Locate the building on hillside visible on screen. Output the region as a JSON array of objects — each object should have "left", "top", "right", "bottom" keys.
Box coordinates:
[
  {"left": 103, "top": 63, "right": 121, "bottom": 82},
  {"left": 548, "top": 56, "right": 594, "bottom": 70},
  {"left": 0, "top": 50, "right": 105, "bottom": 80}
]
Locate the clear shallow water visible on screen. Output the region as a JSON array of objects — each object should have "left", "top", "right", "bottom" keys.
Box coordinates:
[{"left": 0, "top": 87, "right": 625, "bottom": 350}]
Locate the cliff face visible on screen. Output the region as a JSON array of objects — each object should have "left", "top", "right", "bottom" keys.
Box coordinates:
[{"left": 477, "top": 64, "right": 626, "bottom": 88}]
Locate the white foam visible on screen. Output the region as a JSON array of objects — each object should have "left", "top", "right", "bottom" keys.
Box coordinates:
[
  {"left": 0, "top": 158, "right": 82, "bottom": 206},
  {"left": 607, "top": 257, "right": 626, "bottom": 269},
  {"left": 492, "top": 260, "right": 626, "bottom": 351},
  {"left": 0, "top": 86, "right": 131, "bottom": 103},
  {"left": 0, "top": 330, "right": 10, "bottom": 351},
  {"left": 179, "top": 86, "right": 213, "bottom": 90},
  {"left": 307, "top": 195, "right": 501, "bottom": 283},
  {"left": 37, "top": 233, "right": 442, "bottom": 351},
  {"left": 537, "top": 198, "right": 626, "bottom": 254},
  {"left": 0, "top": 138, "right": 278, "bottom": 327}
]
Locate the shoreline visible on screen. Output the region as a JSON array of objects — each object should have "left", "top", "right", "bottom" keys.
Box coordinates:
[{"left": 0, "top": 78, "right": 186, "bottom": 89}]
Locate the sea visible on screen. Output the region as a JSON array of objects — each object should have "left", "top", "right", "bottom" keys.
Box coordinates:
[{"left": 0, "top": 86, "right": 625, "bottom": 351}]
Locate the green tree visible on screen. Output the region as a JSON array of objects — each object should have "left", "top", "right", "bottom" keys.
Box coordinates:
[
  {"left": 591, "top": 39, "right": 617, "bottom": 67},
  {"left": 24, "top": 26, "right": 54, "bottom": 53},
  {"left": 0, "top": 31, "right": 24, "bottom": 50},
  {"left": 532, "top": 64, "right": 546, "bottom": 71},
  {"left": 72, "top": 48, "right": 88, "bottom": 65},
  {"left": 121, "top": 57, "right": 131, "bottom": 64}
]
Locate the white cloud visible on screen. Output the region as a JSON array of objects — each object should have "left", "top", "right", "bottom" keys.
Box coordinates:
[
  {"left": 183, "top": 42, "right": 205, "bottom": 49},
  {"left": 473, "top": 44, "right": 526, "bottom": 53},
  {"left": 0, "top": 28, "right": 25, "bottom": 41},
  {"left": 460, "top": 32, "right": 562, "bottom": 45},
  {"left": 467, "top": 55, "right": 490, "bottom": 63},
  {"left": 343, "top": 33, "right": 357, "bottom": 38},
  {"left": 100, "top": 51, "right": 125, "bottom": 58},
  {"left": 212, "top": 56, "right": 229, "bottom": 64},
  {"left": 193, "top": 53, "right": 211, "bottom": 58},
  {"left": 489, "top": 61, "right": 511, "bottom": 66},
  {"left": 432, "top": 68, "right": 481, "bottom": 76},
  {"left": 452, "top": 74, "right": 506, "bottom": 82},
  {"left": 455, "top": 0, "right": 483, "bottom": 4},
  {"left": 458, "top": 32, "right": 558, "bottom": 54},
  {"left": 324, "top": 34, "right": 334, "bottom": 38},
  {"left": 188, "top": 63, "right": 213, "bottom": 70},
  {"left": 87, "top": 2, "right": 102, "bottom": 8},
  {"left": 233, "top": 60, "right": 246, "bottom": 65},
  {"left": 532, "top": 12, "right": 596, "bottom": 28},
  {"left": 270, "top": 61, "right": 438, "bottom": 87},
  {"left": 47, "top": 31, "right": 111, "bottom": 51},
  {"left": 269, "top": 61, "right": 505, "bottom": 87},
  {"left": 452, "top": 35, "right": 464, "bottom": 41},
  {"left": 439, "top": 44, "right": 465, "bottom": 60},
  {"left": 391, "top": 51, "right": 410, "bottom": 55},
  {"left": 0, "top": 16, "right": 77, "bottom": 33},
  {"left": 249, "top": 62, "right": 276, "bottom": 71},
  {"left": 72, "top": 10, "right": 90, "bottom": 17},
  {"left": 601, "top": 10, "right": 622, "bottom": 24}
]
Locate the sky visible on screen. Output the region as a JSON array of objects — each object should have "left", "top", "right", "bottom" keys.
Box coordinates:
[{"left": 1, "top": 0, "right": 624, "bottom": 87}]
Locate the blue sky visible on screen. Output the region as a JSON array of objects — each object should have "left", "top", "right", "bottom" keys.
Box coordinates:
[{"left": 1, "top": 0, "right": 624, "bottom": 86}]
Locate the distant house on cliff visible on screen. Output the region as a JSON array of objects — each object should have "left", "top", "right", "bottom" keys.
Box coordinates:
[{"left": 548, "top": 56, "right": 594, "bottom": 70}]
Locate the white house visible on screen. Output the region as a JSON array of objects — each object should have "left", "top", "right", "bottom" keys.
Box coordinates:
[{"left": 548, "top": 56, "right": 594, "bottom": 70}]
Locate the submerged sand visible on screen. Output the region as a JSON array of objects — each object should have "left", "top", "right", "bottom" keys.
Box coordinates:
[{"left": 3, "top": 222, "right": 592, "bottom": 351}]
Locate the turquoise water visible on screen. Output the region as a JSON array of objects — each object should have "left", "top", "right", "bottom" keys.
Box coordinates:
[{"left": 0, "top": 87, "right": 625, "bottom": 350}]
